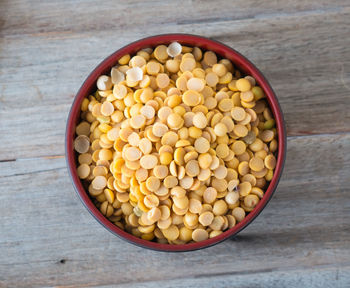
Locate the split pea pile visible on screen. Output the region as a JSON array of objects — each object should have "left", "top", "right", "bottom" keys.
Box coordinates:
[{"left": 74, "top": 42, "right": 278, "bottom": 244}]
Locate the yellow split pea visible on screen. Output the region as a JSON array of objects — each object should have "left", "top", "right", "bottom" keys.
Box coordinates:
[{"left": 74, "top": 41, "right": 278, "bottom": 245}]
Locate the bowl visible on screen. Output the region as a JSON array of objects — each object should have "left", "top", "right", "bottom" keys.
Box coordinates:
[{"left": 66, "top": 34, "right": 286, "bottom": 252}]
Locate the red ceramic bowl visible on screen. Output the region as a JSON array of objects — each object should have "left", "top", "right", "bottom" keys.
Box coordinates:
[{"left": 66, "top": 34, "right": 286, "bottom": 252}]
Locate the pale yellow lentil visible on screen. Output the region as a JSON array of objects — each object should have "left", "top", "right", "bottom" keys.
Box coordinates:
[{"left": 74, "top": 43, "right": 278, "bottom": 245}]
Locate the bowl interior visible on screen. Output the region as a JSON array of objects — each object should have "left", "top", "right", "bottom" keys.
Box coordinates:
[{"left": 66, "top": 34, "right": 286, "bottom": 252}]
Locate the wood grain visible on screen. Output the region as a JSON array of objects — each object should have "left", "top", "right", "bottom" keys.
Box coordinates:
[
  {"left": 1, "top": 1, "right": 350, "bottom": 287},
  {"left": 1, "top": 0, "right": 349, "bottom": 37},
  {"left": 1, "top": 133, "right": 349, "bottom": 287},
  {"left": 91, "top": 266, "right": 350, "bottom": 288}
]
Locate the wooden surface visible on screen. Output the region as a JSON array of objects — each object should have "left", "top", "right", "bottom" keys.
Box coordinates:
[{"left": 1, "top": 1, "right": 349, "bottom": 287}]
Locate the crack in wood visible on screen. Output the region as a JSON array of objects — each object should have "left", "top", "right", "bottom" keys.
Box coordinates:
[{"left": 0, "top": 158, "right": 16, "bottom": 163}]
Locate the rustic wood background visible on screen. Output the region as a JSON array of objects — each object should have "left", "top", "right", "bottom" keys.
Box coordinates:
[{"left": 1, "top": 0, "right": 349, "bottom": 287}]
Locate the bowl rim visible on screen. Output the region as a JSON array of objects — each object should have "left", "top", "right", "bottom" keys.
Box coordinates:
[{"left": 65, "top": 33, "right": 287, "bottom": 252}]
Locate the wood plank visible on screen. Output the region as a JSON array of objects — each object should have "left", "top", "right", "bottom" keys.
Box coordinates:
[
  {"left": 1, "top": 133, "right": 349, "bottom": 287},
  {"left": 92, "top": 265, "right": 350, "bottom": 288},
  {"left": 0, "top": 8, "right": 349, "bottom": 160},
  {"left": 1, "top": 0, "right": 349, "bottom": 37},
  {"left": 1, "top": 1, "right": 349, "bottom": 287},
  {"left": 0, "top": 155, "right": 65, "bottom": 177}
]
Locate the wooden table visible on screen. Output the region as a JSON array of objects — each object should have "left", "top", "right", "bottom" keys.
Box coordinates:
[{"left": 1, "top": 1, "right": 349, "bottom": 287}]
